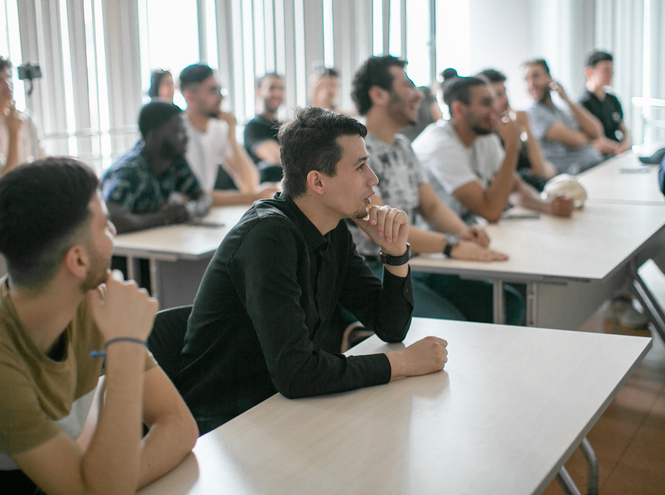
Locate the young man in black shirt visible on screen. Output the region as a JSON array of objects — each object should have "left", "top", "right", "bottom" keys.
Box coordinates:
[
  {"left": 579, "top": 50, "right": 631, "bottom": 155},
  {"left": 177, "top": 107, "right": 449, "bottom": 434},
  {"left": 243, "top": 73, "right": 285, "bottom": 183}
]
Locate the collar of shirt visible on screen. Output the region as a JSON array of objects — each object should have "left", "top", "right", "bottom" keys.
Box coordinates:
[{"left": 278, "top": 192, "right": 328, "bottom": 253}]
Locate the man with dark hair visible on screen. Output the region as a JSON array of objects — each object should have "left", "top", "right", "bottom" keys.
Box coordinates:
[
  {"left": 0, "top": 158, "right": 197, "bottom": 494},
  {"left": 351, "top": 56, "right": 525, "bottom": 325},
  {"left": 101, "top": 101, "right": 211, "bottom": 234},
  {"left": 523, "top": 58, "right": 604, "bottom": 174},
  {"left": 177, "top": 106, "right": 449, "bottom": 435},
  {"left": 477, "top": 68, "right": 556, "bottom": 191},
  {"left": 179, "top": 64, "right": 276, "bottom": 205},
  {"left": 243, "top": 72, "right": 285, "bottom": 182},
  {"left": 579, "top": 50, "right": 631, "bottom": 155},
  {"left": 0, "top": 56, "right": 44, "bottom": 175},
  {"left": 413, "top": 71, "right": 573, "bottom": 224}
]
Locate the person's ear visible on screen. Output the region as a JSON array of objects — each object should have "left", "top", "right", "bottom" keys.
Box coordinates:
[
  {"left": 368, "top": 85, "right": 389, "bottom": 107},
  {"left": 63, "top": 243, "right": 89, "bottom": 281},
  {"left": 306, "top": 170, "right": 325, "bottom": 196},
  {"left": 451, "top": 100, "right": 465, "bottom": 120}
]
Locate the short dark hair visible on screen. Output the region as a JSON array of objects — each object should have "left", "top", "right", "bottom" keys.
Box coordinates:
[
  {"left": 523, "top": 58, "right": 551, "bottom": 75},
  {"left": 0, "top": 56, "right": 11, "bottom": 72},
  {"left": 179, "top": 64, "right": 213, "bottom": 92},
  {"left": 256, "top": 72, "right": 284, "bottom": 89},
  {"left": 148, "top": 69, "right": 171, "bottom": 98},
  {"left": 278, "top": 107, "right": 367, "bottom": 198},
  {"left": 586, "top": 50, "right": 613, "bottom": 68},
  {"left": 476, "top": 68, "right": 506, "bottom": 84},
  {"left": 440, "top": 68, "right": 485, "bottom": 107},
  {"left": 0, "top": 158, "right": 99, "bottom": 290},
  {"left": 351, "top": 56, "right": 406, "bottom": 115},
  {"left": 138, "top": 101, "right": 182, "bottom": 140}
]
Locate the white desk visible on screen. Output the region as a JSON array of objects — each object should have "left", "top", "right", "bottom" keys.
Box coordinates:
[
  {"left": 139, "top": 318, "right": 651, "bottom": 495},
  {"left": 409, "top": 202, "right": 665, "bottom": 337},
  {"left": 576, "top": 152, "right": 664, "bottom": 205},
  {"left": 113, "top": 206, "right": 248, "bottom": 308}
]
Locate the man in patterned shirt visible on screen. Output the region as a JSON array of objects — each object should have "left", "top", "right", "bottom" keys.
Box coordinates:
[
  {"left": 351, "top": 56, "right": 524, "bottom": 325},
  {"left": 101, "top": 101, "right": 211, "bottom": 234}
]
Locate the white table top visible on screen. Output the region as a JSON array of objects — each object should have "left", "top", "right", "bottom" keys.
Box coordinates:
[
  {"left": 112, "top": 206, "right": 249, "bottom": 260},
  {"left": 139, "top": 318, "right": 651, "bottom": 495},
  {"left": 576, "top": 152, "right": 664, "bottom": 205},
  {"left": 409, "top": 201, "right": 665, "bottom": 283}
]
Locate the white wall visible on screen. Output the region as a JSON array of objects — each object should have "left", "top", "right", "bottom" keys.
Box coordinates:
[{"left": 467, "top": 0, "right": 533, "bottom": 110}]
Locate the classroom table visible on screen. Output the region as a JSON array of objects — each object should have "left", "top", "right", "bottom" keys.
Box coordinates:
[
  {"left": 408, "top": 201, "right": 665, "bottom": 341},
  {"left": 112, "top": 206, "right": 248, "bottom": 308},
  {"left": 138, "top": 318, "right": 651, "bottom": 495},
  {"left": 576, "top": 152, "right": 664, "bottom": 205}
]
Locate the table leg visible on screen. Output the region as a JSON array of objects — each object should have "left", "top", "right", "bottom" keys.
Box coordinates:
[
  {"left": 526, "top": 282, "right": 537, "bottom": 327},
  {"left": 630, "top": 259, "right": 665, "bottom": 343},
  {"left": 493, "top": 280, "right": 505, "bottom": 324},
  {"left": 149, "top": 258, "right": 160, "bottom": 302},
  {"left": 126, "top": 255, "right": 135, "bottom": 281},
  {"left": 580, "top": 437, "right": 599, "bottom": 495},
  {"left": 556, "top": 466, "right": 582, "bottom": 495},
  {"left": 555, "top": 437, "right": 598, "bottom": 495}
]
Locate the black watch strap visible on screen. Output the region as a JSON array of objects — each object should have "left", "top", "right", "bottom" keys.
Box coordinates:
[
  {"left": 443, "top": 241, "right": 454, "bottom": 257},
  {"left": 379, "top": 243, "right": 411, "bottom": 266}
]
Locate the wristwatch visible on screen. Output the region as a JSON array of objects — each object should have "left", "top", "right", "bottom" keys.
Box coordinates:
[
  {"left": 379, "top": 243, "right": 411, "bottom": 266},
  {"left": 443, "top": 233, "right": 459, "bottom": 257}
]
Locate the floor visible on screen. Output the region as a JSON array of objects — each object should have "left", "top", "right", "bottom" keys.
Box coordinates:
[{"left": 542, "top": 261, "right": 665, "bottom": 495}]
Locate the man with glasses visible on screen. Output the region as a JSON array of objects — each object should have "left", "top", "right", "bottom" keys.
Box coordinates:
[{"left": 179, "top": 64, "right": 277, "bottom": 205}]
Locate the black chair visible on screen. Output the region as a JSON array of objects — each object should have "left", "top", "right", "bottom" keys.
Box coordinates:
[{"left": 147, "top": 305, "right": 192, "bottom": 382}]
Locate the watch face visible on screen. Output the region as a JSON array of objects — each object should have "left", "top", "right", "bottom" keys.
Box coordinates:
[{"left": 445, "top": 233, "right": 460, "bottom": 246}]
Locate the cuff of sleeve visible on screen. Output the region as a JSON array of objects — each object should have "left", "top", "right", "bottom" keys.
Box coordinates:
[
  {"left": 382, "top": 265, "right": 415, "bottom": 307},
  {"left": 359, "top": 353, "right": 392, "bottom": 386}
]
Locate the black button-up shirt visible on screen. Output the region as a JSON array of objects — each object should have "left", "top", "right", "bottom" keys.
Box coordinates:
[{"left": 176, "top": 193, "right": 414, "bottom": 434}]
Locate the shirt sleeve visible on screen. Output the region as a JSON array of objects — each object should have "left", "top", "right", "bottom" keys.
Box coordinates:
[
  {"left": 216, "top": 120, "right": 234, "bottom": 161},
  {"left": 100, "top": 166, "right": 140, "bottom": 213},
  {"left": 243, "top": 120, "right": 278, "bottom": 163},
  {"left": 227, "top": 217, "right": 396, "bottom": 400},
  {"left": 173, "top": 160, "right": 204, "bottom": 199},
  {"left": 527, "top": 104, "right": 557, "bottom": 140},
  {"left": 421, "top": 130, "right": 479, "bottom": 194},
  {"left": 0, "top": 358, "right": 61, "bottom": 454}
]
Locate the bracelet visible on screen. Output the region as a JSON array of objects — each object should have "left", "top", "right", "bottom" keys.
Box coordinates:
[{"left": 90, "top": 337, "right": 148, "bottom": 359}]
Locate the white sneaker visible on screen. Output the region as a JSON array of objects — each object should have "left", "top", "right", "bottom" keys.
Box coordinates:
[{"left": 601, "top": 296, "right": 649, "bottom": 329}]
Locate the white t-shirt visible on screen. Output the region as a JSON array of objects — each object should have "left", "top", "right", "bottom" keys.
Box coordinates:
[
  {"left": 412, "top": 119, "right": 504, "bottom": 219},
  {"left": 0, "top": 110, "right": 44, "bottom": 174},
  {"left": 183, "top": 116, "right": 234, "bottom": 191}
]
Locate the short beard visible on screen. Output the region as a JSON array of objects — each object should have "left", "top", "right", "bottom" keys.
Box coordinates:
[
  {"left": 80, "top": 249, "right": 109, "bottom": 293},
  {"left": 352, "top": 208, "right": 368, "bottom": 220},
  {"left": 471, "top": 125, "right": 493, "bottom": 136},
  {"left": 161, "top": 138, "right": 183, "bottom": 160}
]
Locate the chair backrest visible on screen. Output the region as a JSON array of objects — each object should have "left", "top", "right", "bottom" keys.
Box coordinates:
[{"left": 147, "top": 305, "right": 192, "bottom": 382}]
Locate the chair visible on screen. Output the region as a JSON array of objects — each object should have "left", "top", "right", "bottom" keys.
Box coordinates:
[{"left": 147, "top": 305, "right": 192, "bottom": 382}]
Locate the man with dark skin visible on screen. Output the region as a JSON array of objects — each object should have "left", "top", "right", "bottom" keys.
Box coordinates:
[{"left": 101, "top": 101, "right": 211, "bottom": 234}]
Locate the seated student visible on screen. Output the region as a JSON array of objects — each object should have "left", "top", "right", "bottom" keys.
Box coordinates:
[
  {"left": 523, "top": 59, "right": 604, "bottom": 175},
  {"left": 308, "top": 67, "right": 340, "bottom": 111},
  {"left": 0, "top": 56, "right": 44, "bottom": 175},
  {"left": 176, "top": 107, "right": 449, "bottom": 435},
  {"left": 148, "top": 69, "right": 174, "bottom": 103},
  {"left": 579, "top": 50, "right": 631, "bottom": 155},
  {"left": 101, "top": 101, "right": 211, "bottom": 234},
  {"left": 413, "top": 73, "right": 574, "bottom": 224},
  {"left": 243, "top": 73, "right": 285, "bottom": 183},
  {"left": 477, "top": 68, "right": 557, "bottom": 191},
  {"left": 0, "top": 158, "right": 197, "bottom": 494},
  {"left": 351, "top": 56, "right": 523, "bottom": 325},
  {"left": 179, "top": 64, "right": 277, "bottom": 205}
]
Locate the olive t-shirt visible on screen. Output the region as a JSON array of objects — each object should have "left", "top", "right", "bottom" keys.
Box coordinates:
[{"left": 0, "top": 278, "right": 155, "bottom": 470}]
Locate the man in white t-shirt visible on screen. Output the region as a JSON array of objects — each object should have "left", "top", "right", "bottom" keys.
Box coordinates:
[
  {"left": 179, "top": 64, "right": 277, "bottom": 206},
  {"left": 0, "top": 56, "right": 44, "bottom": 175},
  {"left": 413, "top": 74, "right": 573, "bottom": 223}
]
